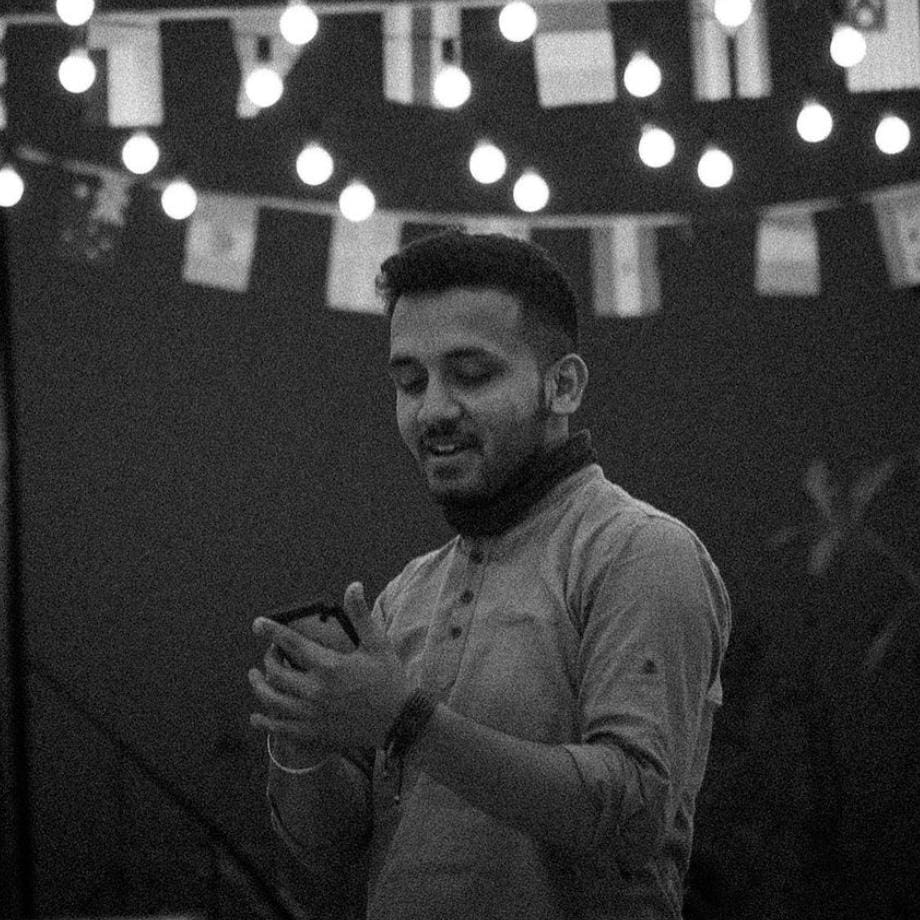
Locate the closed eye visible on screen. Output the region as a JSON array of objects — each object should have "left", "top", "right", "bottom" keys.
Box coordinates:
[
  {"left": 453, "top": 369, "right": 493, "bottom": 387},
  {"left": 397, "top": 377, "right": 426, "bottom": 395},
  {"left": 388, "top": 366, "right": 426, "bottom": 395},
  {"left": 448, "top": 355, "right": 503, "bottom": 388}
]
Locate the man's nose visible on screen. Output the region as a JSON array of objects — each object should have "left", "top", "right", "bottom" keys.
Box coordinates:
[{"left": 416, "top": 378, "right": 461, "bottom": 427}]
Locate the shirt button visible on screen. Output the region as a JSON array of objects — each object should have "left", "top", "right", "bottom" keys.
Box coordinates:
[
  {"left": 450, "top": 626, "right": 463, "bottom": 639},
  {"left": 459, "top": 589, "right": 474, "bottom": 604},
  {"left": 469, "top": 549, "right": 484, "bottom": 564}
]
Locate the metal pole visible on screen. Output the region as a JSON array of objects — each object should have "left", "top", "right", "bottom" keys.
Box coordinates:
[{"left": 0, "top": 206, "right": 34, "bottom": 918}]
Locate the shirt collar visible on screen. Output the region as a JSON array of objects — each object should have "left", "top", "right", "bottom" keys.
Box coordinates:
[{"left": 440, "top": 429, "right": 597, "bottom": 539}]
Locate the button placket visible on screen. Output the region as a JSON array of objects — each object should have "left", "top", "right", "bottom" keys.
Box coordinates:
[{"left": 435, "top": 545, "right": 487, "bottom": 688}]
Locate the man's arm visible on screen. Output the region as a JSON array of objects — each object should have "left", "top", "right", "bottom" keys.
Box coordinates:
[
  {"left": 409, "top": 702, "right": 644, "bottom": 858},
  {"left": 407, "top": 519, "right": 726, "bottom": 868},
  {"left": 252, "top": 549, "right": 727, "bottom": 868},
  {"left": 265, "top": 738, "right": 373, "bottom": 865}
]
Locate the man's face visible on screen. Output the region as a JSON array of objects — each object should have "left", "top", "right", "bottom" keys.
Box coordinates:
[{"left": 388, "top": 287, "right": 552, "bottom": 505}]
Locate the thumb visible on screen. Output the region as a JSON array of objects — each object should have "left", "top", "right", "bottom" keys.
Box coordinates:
[{"left": 343, "top": 581, "right": 381, "bottom": 646}]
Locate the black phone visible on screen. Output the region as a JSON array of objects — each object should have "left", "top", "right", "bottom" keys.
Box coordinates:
[{"left": 265, "top": 599, "right": 361, "bottom": 649}]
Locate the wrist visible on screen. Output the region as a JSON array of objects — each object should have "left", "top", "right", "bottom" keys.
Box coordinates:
[
  {"left": 267, "top": 734, "right": 335, "bottom": 774},
  {"left": 384, "top": 688, "right": 438, "bottom": 763}
]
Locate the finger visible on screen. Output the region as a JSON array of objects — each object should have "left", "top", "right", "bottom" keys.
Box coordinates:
[
  {"left": 263, "top": 653, "right": 324, "bottom": 697},
  {"left": 249, "top": 712, "right": 324, "bottom": 744},
  {"left": 342, "top": 581, "right": 382, "bottom": 646},
  {"left": 253, "top": 617, "right": 338, "bottom": 671},
  {"left": 264, "top": 643, "right": 290, "bottom": 672},
  {"left": 248, "top": 668, "right": 305, "bottom": 718}
]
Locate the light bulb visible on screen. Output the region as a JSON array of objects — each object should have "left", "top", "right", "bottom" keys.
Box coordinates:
[
  {"left": 469, "top": 142, "right": 507, "bottom": 184},
  {"left": 161, "top": 179, "right": 197, "bottom": 220},
  {"left": 638, "top": 125, "right": 675, "bottom": 168},
  {"left": 830, "top": 24, "right": 867, "bottom": 68},
  {"left": 697, "top": 146, "right": 734, "bottom": 188},
  {"left": 296, "top": 142, "right": 334, "bottom": 186},
  {"left": 339, "top": 181, "right": 376, "bottom": 222},
  {"left": 513, "top": 170, "right": 549, "bottom": 212},
  {"left": 58, "top": 48, "right": 97, "bottom": 94},
  {"left": 713, "top": 0, "right": 752, "bottom": 30},
  {"left": 623, "top": 51, "right": 662, "bottom": 98},
  {"left": 433, "top": 65, "right": 472, "bottom": 108},
  {"left": 121, "top": 131, "right": 160, "bottom": 175},
  {"left": 797, "top": 101, "right": 833, "bottom": 143},
  {"left": 0, "top": 165, "right": 25, "bottom": 208},
  {"left": 280, "top": 2, "right": 319, "bottom": 46},
  {"left": 56, "top": 0, "right": 95, "bottom": 27},
  {"left": 875, "top": 114, "right": 911, "bottom": 155},
  {"left": 245, "top": 66, "right": 284, "bottom": 109},
  {"left": 498, "top": 2, "right": 538, "bottom": 42}
]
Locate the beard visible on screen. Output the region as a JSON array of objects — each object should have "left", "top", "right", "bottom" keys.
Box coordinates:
[{"left": 432, "top": 393, "right": 554, "bottom": 511}]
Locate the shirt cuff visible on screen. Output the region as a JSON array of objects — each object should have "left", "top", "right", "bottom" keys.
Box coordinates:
[{"left": 562, "top": 741, "right": 668, "bottom": 869}]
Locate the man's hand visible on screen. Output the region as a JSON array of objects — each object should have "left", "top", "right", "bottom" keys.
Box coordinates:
[{"left": 249, "top": 582, "right": 412, "bottom": 750}]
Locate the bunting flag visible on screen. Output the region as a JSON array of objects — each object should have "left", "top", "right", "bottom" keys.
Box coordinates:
[
  {"left": 85, "top": 21, "right": 163, "bottom": 127},
  {"left": 182, "top": 194, "right": 259, "bottom": 292},
  {"left": 0, "top": 22, "right": 6, "bottom": 131},
  {"left": 533, "top": 2, "right": 617, "bottom": 107},
  {"left": 688, "top": 0, "right": 772, "bottom": 100},
  {"left": 754, "top": 209, "right": 821, "bottom": 297},
  {"left": 844, "top": 0, "right": 920, "bottom": 92},
  {"left": 382, "top": 2, "right": 462, "bottom": 106},
  {"left": 872, "top": 184, "right": 920, "bottom": 288},
  {"left": 58, "top": 170, "right": 132, "bottom": 266},
  {"left": 591, "top": 220, "right": 661, "bottom": 317},
  {"left": 326, "top": 212, "right": 402, "bottom": 312},
  {"left": 232, "top": 9, "right": 304, "bottom": 119}
]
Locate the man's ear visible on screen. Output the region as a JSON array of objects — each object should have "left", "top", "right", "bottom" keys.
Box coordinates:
[{"left": 543, "top": 354, "right": 589, "bottom": 416}]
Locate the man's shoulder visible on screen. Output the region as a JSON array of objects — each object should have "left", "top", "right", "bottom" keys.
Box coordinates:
[{"left": 566, "top": 469, "right": 699, "bottom": 552}]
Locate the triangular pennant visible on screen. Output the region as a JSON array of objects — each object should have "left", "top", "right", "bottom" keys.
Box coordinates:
[
  {"left": 232, "top": 9, "right": 304, "bottom": 118},
  {"left": 0, "top": 25, "right": 6, "bottom": 131},
  {"left": 533, "top": 2, "right": 617, "bottom": 107},
  {"left": 81, "top": 47, "right": 109, "bottom": 127},
  {"left": 182, "top": 194, "right": 259, "bottom": 293},
  {"left": 872, "top": 185, "right": 920, "bottom": 288},
  {"left": 591, "top": 220, "right": 661, "bottom": 317},
  {"left": 754, "top": 209, "right": 821, "bottom": 297},
  {"left": 58, "top": 170, "right": 132, "bottom": 267},
  {"left": 845, "top": 0, "right": 886, "bottom": 29},
  {"left": 86, "top": 21, "right": 163, "bottom": 127},
  {"left": 326, "top": 212, "right": 402, "bottom": 312},
  {"left": 845, "top": 0, "right": 920, "bottom": 92},
  {"left": 382, "top": 2, "right": 461, "bottom": 106},
  {"left": 463, "top": 217, "right": 531, "bottom": 240},
  {"left": 688, "top": 0, "right": 771, "bottom": 100}
]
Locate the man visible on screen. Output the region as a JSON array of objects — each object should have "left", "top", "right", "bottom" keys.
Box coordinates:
[{"left": 249, "top": 230, "right": 731, "bottom": 919}]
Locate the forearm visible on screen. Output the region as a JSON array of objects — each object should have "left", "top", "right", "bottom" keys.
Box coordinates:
[
  {"left": 267, "top": 740, "right": 371, "bottom": 863},
  {"left": 412, "top": 703, "right": 600, "bottom": 854}
]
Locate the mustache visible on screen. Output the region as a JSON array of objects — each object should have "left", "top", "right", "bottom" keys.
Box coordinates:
[{"left": 419, "top": 424, "right": 477, "bottom": 446}]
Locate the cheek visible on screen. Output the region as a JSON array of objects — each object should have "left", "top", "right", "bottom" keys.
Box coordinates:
[
  {"left": 395, "top": 396, "right": 417, "bottom": 446},
  {"left": 478, "top": 387, "right": 543, "bottom": 448}
]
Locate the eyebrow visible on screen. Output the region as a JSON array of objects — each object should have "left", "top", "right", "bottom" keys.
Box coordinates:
[{"left": 387, "top": 347, "right": 501, "bottom": 373}]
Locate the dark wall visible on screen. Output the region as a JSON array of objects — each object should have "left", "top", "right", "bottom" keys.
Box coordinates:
[{"left": 6, "top": 165, "right": 920, "bottom": 919}]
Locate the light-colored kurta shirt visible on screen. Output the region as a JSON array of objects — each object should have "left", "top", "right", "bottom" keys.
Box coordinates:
[{"left": 268, "top": 463, "right": 731, "bottom": 919}]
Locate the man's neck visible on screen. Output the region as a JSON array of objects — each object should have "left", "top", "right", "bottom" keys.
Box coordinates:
[{"left": 438, "top": 430, "right": 596, "bottom": 538}]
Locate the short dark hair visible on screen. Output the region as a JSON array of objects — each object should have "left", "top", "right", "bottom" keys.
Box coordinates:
[{"left": 376, "top": 229, "right": 580, "bottom": 364}]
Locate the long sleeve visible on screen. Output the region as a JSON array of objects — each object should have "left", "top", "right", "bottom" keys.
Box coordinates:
[{"left": 564, "top": 517, "right": 730, "bottom": 870}]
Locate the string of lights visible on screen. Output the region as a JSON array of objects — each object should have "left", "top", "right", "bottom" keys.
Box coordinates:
[{"left": 0, "top": 0, "right": 916, "bottom": 219}]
